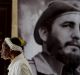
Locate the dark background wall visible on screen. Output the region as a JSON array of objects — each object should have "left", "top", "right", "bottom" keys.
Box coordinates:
[
  {"left": 0, "top": 0, "right": 12, "bottom": 75},
  {"left": 0, "top": 0, "right": 12, "bottom": 37}
]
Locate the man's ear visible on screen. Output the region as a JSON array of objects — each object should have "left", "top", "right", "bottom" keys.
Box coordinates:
[{"left": 38, "top": 28, "right": 48, "bottom": 42}]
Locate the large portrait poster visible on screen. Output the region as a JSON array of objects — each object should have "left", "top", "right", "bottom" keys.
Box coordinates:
[{"left": 18, "top": 0, "right": 80, "bottom": 75}]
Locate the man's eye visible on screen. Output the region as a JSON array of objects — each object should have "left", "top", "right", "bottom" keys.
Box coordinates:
[{"left": 61, "top": 22, "right": 74, "bottom": 28}]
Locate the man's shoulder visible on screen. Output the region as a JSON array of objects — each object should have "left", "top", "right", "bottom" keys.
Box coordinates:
[{"left": 28, "top": 53, "right": 57, "bottom": 75}]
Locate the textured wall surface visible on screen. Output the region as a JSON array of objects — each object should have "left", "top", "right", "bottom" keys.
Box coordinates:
[{"left": 18, "top": 0, "right": 51, "bottom": 59}]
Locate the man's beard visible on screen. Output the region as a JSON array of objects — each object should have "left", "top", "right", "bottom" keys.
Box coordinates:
[{"left": 46, "top": 33, "right": 80, "bottom": 66}]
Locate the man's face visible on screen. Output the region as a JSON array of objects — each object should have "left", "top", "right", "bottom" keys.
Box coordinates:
[{"left": 46, "top": 13, "right": 80, "bottom": 64}]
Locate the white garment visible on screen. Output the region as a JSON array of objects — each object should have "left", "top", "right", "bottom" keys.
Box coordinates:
[{"left": 8, "top": 53, "right": 33, "bottom": 75}]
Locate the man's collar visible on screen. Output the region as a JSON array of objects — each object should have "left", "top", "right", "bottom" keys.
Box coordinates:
[{"left": 33, "top": 53, "right": 64, "bottom": 75}]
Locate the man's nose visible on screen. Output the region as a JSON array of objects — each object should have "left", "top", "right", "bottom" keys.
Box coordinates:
[{"left": 71, "top": 28, "right": 80, "bottom": 40}]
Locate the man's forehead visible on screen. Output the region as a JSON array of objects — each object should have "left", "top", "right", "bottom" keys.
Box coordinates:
[{"left": 53, "top": 12, "right": 80, "bottom": 23}]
